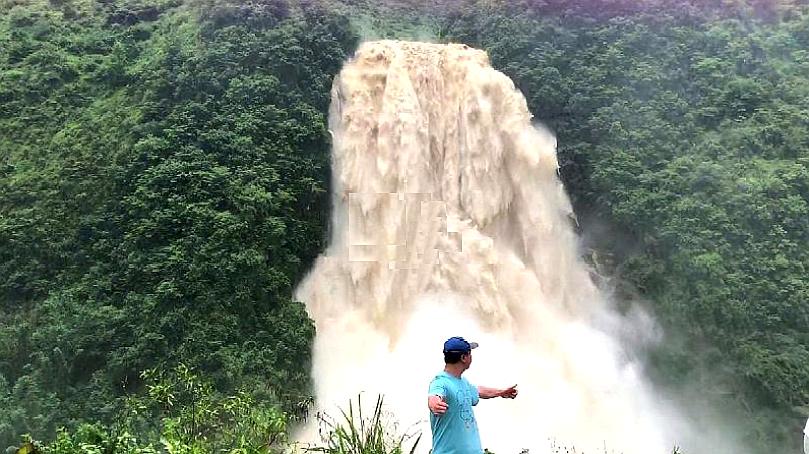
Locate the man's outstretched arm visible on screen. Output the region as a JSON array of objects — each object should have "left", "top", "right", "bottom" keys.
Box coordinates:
[{"left": 477, "top": 384, "right": 518, "bottom": 399}]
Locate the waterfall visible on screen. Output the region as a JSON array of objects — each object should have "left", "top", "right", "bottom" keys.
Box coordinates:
[{"left": 295, "top": 40, "right": 682, "bottom": 454}]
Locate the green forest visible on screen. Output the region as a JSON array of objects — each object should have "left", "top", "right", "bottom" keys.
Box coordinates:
[{"left": 1, "top": 0, "right": 807, "bottom": 452}]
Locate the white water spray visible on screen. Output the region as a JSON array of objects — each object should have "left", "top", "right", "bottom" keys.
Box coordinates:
[{"left": 295, "top": 40, "right": 686, "bottom": 454}]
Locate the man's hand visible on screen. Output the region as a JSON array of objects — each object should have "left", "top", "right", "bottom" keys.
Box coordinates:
[
  {"left": 428, "top": 395, "right": 448, "bottom": 415},
  {"left": 478, "top": 385, "right": 519, "bottom": 399},
  {"left": 499, "top": 384, "right": 518, "bottom": 399}
]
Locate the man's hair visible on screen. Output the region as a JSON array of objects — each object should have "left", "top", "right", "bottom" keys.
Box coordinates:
[{"left": 444, "top": 350, "right": 467, "bottom": 364}]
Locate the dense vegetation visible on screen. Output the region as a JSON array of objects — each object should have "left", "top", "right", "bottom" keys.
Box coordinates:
[
  {"left": 0, "top": 0, "right": 356, "bottom": 446},
  {"left": 1, "top": 0, "right": 807, "bottom": 452}
]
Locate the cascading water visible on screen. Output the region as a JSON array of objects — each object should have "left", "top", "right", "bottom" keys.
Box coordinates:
[{"left": 295, "top": 40, "right": 686, "bottom": 454}]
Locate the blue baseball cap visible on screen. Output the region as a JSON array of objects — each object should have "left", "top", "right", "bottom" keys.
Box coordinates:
[{"left": 443, "top": 336, "right": 479, "bottom": 353}]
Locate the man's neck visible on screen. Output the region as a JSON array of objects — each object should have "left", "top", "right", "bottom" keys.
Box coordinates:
[{"left": 444, "top": 364, "right": 465, "bottom": 378}]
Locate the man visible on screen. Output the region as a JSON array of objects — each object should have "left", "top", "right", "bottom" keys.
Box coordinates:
[{"left": 427, "top": 336, "right": 518, "bottom": 454}]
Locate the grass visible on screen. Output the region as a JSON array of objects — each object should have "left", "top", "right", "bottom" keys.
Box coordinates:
[{"left": 306, "top": 394, "right": 422, "bottom": 454}]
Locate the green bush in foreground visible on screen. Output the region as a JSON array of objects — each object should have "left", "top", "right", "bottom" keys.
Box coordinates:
[
  {"left": 21, "top": 364, "right": 290, "bottom": 454},
  {"left": 309, "top": 394, "right": 421, "bottom": 454}
]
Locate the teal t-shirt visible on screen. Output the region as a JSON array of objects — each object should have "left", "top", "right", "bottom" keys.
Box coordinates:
[{"left": 428, "top": 371, "right": 482, "bottom": 454}]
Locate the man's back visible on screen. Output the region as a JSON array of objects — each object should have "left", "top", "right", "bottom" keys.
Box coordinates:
[{"left": 428, "top": 371, "right": 482, "bottom": 454}]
